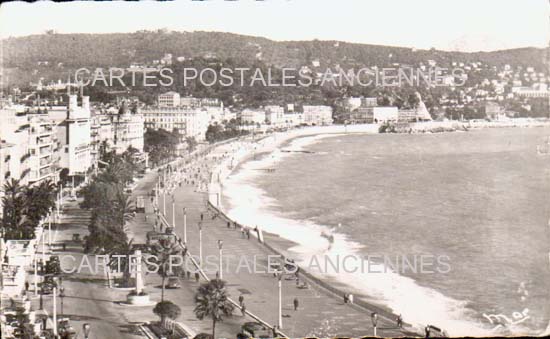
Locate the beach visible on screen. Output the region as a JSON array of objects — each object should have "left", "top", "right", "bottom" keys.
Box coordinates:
[{"left": 202, "top": 122, "right": 550, "bottom": 337}]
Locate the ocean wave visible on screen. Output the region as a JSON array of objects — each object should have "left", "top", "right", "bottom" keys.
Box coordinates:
[{"left": 220, "top": 133, "right": 525, "bottom": 337}]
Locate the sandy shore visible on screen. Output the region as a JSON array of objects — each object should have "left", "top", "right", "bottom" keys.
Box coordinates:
[{"left": 202, "top": 124, "right": 425, "bottom": 332}]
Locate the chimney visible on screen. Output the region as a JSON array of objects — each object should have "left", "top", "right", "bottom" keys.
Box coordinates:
[
  {"left": 82, "top": 96, "right": 90, "bottom": 111},
  {"left": 69, "top": 94, "right": 78, "bottom": 112}
]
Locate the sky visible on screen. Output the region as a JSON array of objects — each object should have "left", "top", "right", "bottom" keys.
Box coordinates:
[{"left": 0, "top": 0, "right": 549, "bottom": 52}]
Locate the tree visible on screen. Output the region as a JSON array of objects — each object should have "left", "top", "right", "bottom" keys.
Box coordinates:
[
  {"left": 150, "top": 242, "right": 183, "bottom": 302},
  {"left": 194, "top": 279, "right": 235, "bottom": 339},
  {"left": 1, "top": 179, "right": 27, "bottom": 239},
  {"left": 186, "top": 136, "right": 198, "bottom": 153},
  {"left": 153, "top": 301, "right": 181, "bottom": 328},
  {"left": 108, "top": 238, "right": 134, "bottom": 287},
  {"left": 24, "top": 180, "right": 56, "bottom": 227}
]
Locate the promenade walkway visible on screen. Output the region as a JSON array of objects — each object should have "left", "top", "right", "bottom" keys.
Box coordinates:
[
  {"left": 32, "top": 201, "right": 146, "bottom": 339},
  {"left": 132, "top": 150, "right": 417, "bottom": 338}
]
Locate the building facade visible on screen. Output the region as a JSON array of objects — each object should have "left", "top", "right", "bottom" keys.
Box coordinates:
[
  {"left": 113, "top": 105, "right": 145, "bottom": 154},
  {"left": 141, "top": 106, "right": 209, "bottom": 141},
  {"left": 158, "top": 91, "right": 181, "bottom": 107},
  {"left": 58, "top": 95, "right": 92, "bottom": 177},
  {"left": 302, "top": 105, "right": 333, "bottom": 125}
]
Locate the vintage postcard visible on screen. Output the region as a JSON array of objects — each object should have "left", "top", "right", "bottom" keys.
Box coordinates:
[{"left": 1, "top": 1, "right": 549, "bottom": 338}]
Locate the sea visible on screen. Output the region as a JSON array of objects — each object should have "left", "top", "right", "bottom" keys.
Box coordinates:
[{"left": 221, "top": 127, "right": 550, "bottom": 336}]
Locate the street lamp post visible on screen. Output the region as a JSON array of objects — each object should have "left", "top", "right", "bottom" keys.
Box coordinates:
[
  {"left": 163, "top": 190, "right": 166, "bottom": 216},
  {"left": 83, "top": 323, "right": 91, "bottom": 339},
  {"left": 39, "top": 286, "right": 43, "bottom": 310},
  {"left": 34, "top": 256, "right": 38, "bottom": 294},
  {"left": 41, "top": 227, "right": 46, "bottom": 266},
  {"left": 172, "top": 195, "right": 176, "bottom": 229},
  {"left": 217, "top": 240, "right": 223, "bottom": 280},
  {"left": 48, "top": 212, "right": 52, "bottom": 246},
  {"left": 59, "top": 286, "right": 65, "bottom": 317},
  {"left": 183, "top": 207, "right": 187, "bottom": 243},
  {"left": 53, "top": 286, "right": 57, "bottom": 336},
  {"left": 198, "top": 222, "right": 203, "bottom": 267},
  {"left": 277, "top": 272, "right": 283, "bottom": 329},
  {"left": 371, "top": 312, "right": 378, "bottom": 337}
]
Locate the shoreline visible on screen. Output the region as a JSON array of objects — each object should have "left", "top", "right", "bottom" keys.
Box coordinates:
[
  {"left": 204, "top": 125, "right": 422, "bottom": 334},
  {"left": 203, "top": 121, "right": 550, "bottom": 337}
]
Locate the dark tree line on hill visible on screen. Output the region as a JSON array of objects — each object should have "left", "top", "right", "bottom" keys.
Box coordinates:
[{"left": 3, "top": 31, "right": 546, "bottom": 71}]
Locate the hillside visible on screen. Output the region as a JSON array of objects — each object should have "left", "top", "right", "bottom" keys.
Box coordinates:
[{"left": 1, "top": 30, "right": 547, "bottom": 84}]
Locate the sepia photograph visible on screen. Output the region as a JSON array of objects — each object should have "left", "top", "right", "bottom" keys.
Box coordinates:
[{"left": 1, "top": 1, "right": 550, "bottom": 338}]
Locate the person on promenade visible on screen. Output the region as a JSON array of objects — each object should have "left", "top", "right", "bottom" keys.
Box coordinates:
[
  {"left": 238, "top": 294, "right": 244, "bottom": 306},
  {"left": 293, "top": 297, "right": 299, "bottom": 311},
  {"left": 348, "top": 293, "right": 354, "bottom": 304},
  {"left": 397, "top": 314, "right": 403, "bottom": 328},
  {"left": 200, "top": 213, "right": 204, "bottom": 221},
  {"left": 246, "top": 230, "right": 251, "bottom": 239},
  {"left": 195, "top": 272, "right": 200, "bottom": 282},
  {"left": 272, "top": 325, "right": 278, "bottom": 338},
  {"left": 241, "top": 303, "right": 246, "bottom": 316},
  {"left": 344, "top": 293, "right": 348, "bottom": 304},
  {"left": 24, "top": 281, "right": 29, "bottom": 292},
  {"left": 227, "top": 221, "right": 231, "bottom": 228}
]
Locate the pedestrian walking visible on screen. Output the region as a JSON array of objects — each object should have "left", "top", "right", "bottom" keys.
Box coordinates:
[
  {"left": 348, "top": 293, "right": 354, "bottom": 304},
  {"left": 200, "top": 213, "right": 204, "bottom": 221},
  {"left": 272, "top": 325, "right": 278, "bottom": 338},
  {"left": 293, "top": 297, "right": 299, "bottom": 311},
  {"left": 62, "top": 243, "right": 66, "bottom": 251},
  {"left": 425, "top": 325, "right": 431, "bottom": 338},
  {"left": 241, "top": 303, "right": 246, "bottom": 316},
  {"left": 397, "top": 314, "right": 403, "bottom": 328},
  {"left": 246, "top": 229, "right": 250, "bottom": 239},
  {"left": 344, "top": 293, "right": 348, "bottom": 304},
  {"left": 238, "top": 294, "right": 244, "bottom": 306},
  {"left": 24, "top": 281, "right": 29, "bottom": 292},
  {"left": 195, "top": 272, "right": 200, "bottom": 282},
  {"left": 227, "top": 221, "right": 231, "bottom": 228}
]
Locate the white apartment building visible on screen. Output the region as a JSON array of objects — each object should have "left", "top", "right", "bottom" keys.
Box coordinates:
[
  {"left": 302, "top": 105, "right": 333, "bottom": 126},
  {"left": 158, "top": 91, "right": 181, "bottom": 107},
  {"left": 27, "top": 114, "right": 60, "bottom": 184},
  {"left": 58, "top": 95, "right": 92, "bottom": 177},
  {"left": 373, "top": 107, "right": 399, "bottom": 122},
  {"left": 283, "top": 112, "right": 304, "bottom": 127},
  {"left": 141, "top": 106, "right": 209, "bottom": 141},
  {"left": 90, "top": 114, "right": 114, "bottom": 168},
  {"left": 0, "top": 106, "right": 32, "bottom": 187},
  {"left": 113, "top": 105, "right": 145, "bottom": 154},
  {"left": 241, "top": 109, "right": 266, "bottom": 125},
  {"left": 265, "top": 105, "right": 285, "bottom": 126}
]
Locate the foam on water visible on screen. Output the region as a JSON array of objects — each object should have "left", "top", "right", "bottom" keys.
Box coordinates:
[{"left": 221, "top": 134, "right": 533, "bottom": 337}]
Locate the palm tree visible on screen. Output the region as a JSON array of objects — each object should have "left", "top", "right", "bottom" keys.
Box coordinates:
[
  {"left": 109, "top": 238, "right": 134, "bottom": 287},
  {"left": 1, "top": 179, "right": 26, "bottom": 238},
  {"left": 112, "top": 189, "right": 135, "bottom": 233},
  {"left": 25, "top": 180, "right": 56, "bottom": 225},
  {"left": 152, "top": 242, "right": 182, "bottom": 302},
  {"left": 194, "top": 279, "right": 235, "bottom": 339}
]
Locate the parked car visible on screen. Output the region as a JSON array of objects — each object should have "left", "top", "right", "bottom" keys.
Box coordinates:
[
  {"left": 240, "top": 322, "right": 271, "bottom": 338},
  {"left": 41, "top": 284, "right": 53, "bottom": 295},
  {"left": 166, "top": 277, "right": 181, "bottom": 289}
]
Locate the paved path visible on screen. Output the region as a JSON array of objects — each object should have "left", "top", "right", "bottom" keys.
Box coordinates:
[
  {"left": 131, "top": 149, "right": 416, "bottom": 338},
  {"left": 33, "top": 202, "right": 146, "bottom": 339}
]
